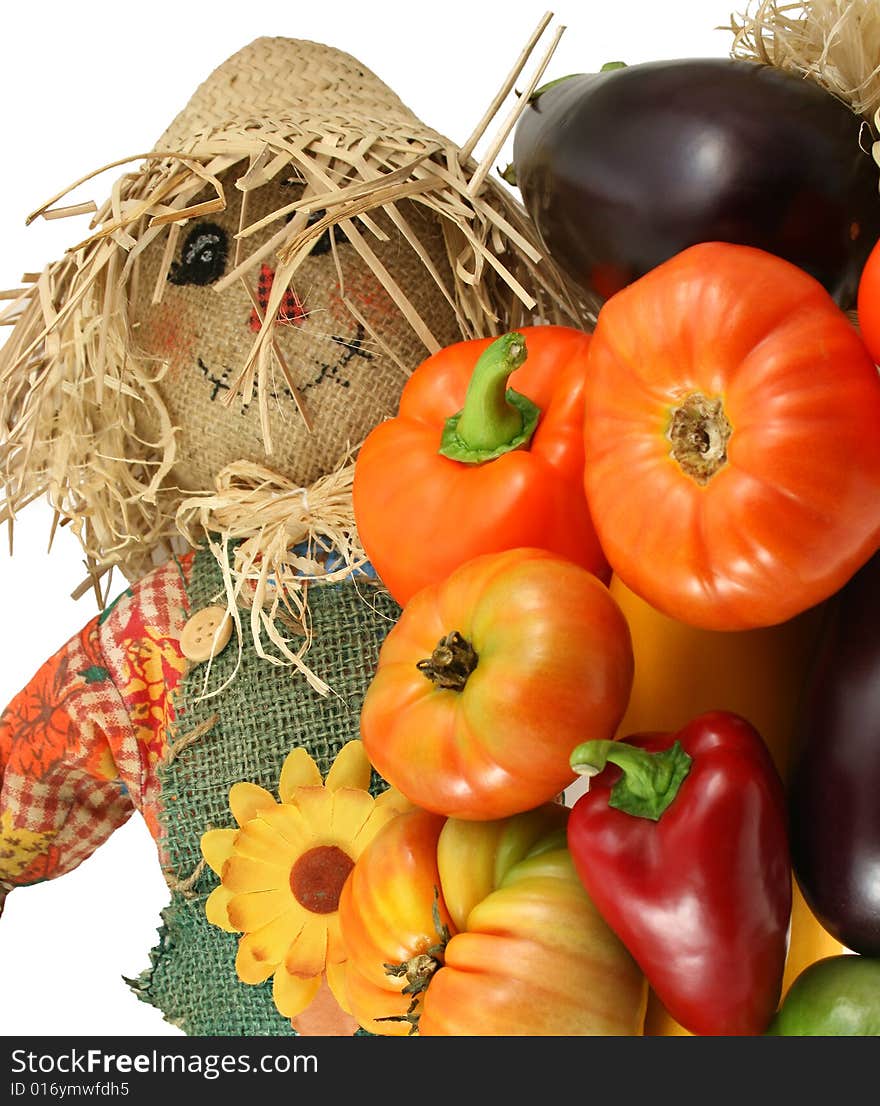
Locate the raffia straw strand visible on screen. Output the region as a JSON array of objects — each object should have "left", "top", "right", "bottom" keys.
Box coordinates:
[
  {"left": 25, "top": 150, "right": 227, "bottom": 225},
  {"left": 341, "top": 295, "right": 409, "bottom": 373},
  {"left": 727, "top": 0, "right": 880, "bottom": 119},
  {"left": 467, "top": 23, "right": 566, "bottom": 198},
  {"left": 41, "top": 202, "right": 99, "bottom": 221},
  {"left": 175, "top": 456, "right": 367, "bottom": 694},
  {"left": 237, "top": 277, "right": 313, "bottom": 433},
  {"left": 458, "top": 10, "right": 555, "bottom": 163}
]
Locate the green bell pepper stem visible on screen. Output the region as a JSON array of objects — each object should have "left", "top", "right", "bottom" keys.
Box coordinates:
[
  {"left": 438, "top": 332, "right": 541, "bottom": 464},
  {"left": 569, "top": 739, "right": 693, "bottom": 822}
]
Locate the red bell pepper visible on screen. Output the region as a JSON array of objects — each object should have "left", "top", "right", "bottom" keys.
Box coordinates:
[
  {"left": 352, "top": 326, "right": 609, "bottom": 606},
  {"left": 567, "top": 710, "right": 792, "bottom": 1036}
]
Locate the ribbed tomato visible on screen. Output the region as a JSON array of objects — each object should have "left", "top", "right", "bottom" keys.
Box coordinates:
[
  {"left": 359, "top": 547, "right": 634, "bottom": 819},
  {"left": 857, "top": 236, "right": 880, "bottom": 366},
  {"left": 338, "top": 805, "right": 647, "bottom": 1036},
  {"left": 582, "top": 242, "right": 880, "bottom": 631}
]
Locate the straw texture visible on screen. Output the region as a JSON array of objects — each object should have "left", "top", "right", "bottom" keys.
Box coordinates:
[
  {"left": 729, "top": 0, "right": 880, "bottom": 119},
  {"left": 0, "top": 31, "right": 587, "bottom": 596}
]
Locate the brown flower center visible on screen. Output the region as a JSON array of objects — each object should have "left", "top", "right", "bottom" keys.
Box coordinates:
[{"left": 290, "top": 845, "right": 355, "bottom": 914}]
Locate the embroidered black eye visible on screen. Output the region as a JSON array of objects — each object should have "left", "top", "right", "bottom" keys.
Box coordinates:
[{"left": 168, "top": 222, "right": 228, "bottom": 286}]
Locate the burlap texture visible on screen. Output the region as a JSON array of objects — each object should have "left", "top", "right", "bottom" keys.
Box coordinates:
[
  {"left": 131, "top": 175, "right": 461, "bottom": 494},
  {"left": 132, "top": 548, "right": 400, "bottom": 1035}
]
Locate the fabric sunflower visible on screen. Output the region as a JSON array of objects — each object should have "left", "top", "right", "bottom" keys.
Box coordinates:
[{"left": 200, "top": 740, "right": 409, "bottom": 1026}]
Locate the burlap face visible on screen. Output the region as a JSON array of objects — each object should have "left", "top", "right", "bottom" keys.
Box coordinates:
[{"left": 130, "top": 172, "right": 462, "bottom": 493}]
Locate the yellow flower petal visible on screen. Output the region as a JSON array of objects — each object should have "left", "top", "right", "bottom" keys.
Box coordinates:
[
  {"left": 329, "top": 787, "right": 375, "bottom": 846},
  {"left": 200, "top": 828, "right": 237, "bottom": 876},
  {"left": 227, "top": 888, "right": 292, "bottom": 933},
  {"left": 278, "top": 747, "right": 322, "bottom": 803},
  {"left": 326, "top": 959, "right": 353, "bottom": 1016},
  {"left": 325, "top": 740, "right": 371, "bottom": 793},
  {"left": 285, "top": 918, "right": 328, "bottom": 978},
  {"left": 257, "top": 803, "right": 311, "bottom": 850},
  {"left": 236, "top": 910, "right": 301, "bottom": 984},
  {"left": 222, "top": 854, "right": 289, "bottom": 894},
  {"left": 326, "top": 912, "right": 348, "bottom": 965},
  {"left": 205, "top": 886, "right": 237, "bottom": 933},
  {"left": 374, "top": 785, "right": 415, "bottom": 816},
  {"left": 272, "top": 964, "right": 321, "bottom": 1020},
  {"left": 348, "top": 798, "right": 403, "bottom": 859},
  {"left": 234, "top": 817, "right": 298, "bottom": 867},
  {"left": 236, "top": 940, "right": 277, "bottom": 985},
  {"left": 290, "top": 786, "right": 335, "bottom": 837},
  {"left": 230, "top": 782, "right": 277, "bottom": 828}
]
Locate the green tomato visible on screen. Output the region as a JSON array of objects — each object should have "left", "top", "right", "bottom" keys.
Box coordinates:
[{"left": 767, "top": 956, "right": 880, "bottom": 1036}]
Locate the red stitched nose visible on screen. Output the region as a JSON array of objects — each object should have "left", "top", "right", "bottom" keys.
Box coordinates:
[{"left": 249, "top": 263, "right": 306, "bottom": 332}]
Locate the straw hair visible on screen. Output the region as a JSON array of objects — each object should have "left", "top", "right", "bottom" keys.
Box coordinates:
[
  {"left": 175, "top": 457, "right": 374, "bottom": 695},
  {"left": 728, "top": 0, "right": 880, "bottom": 120},
  {"left": 0, "top": 31, "right": 588, "bottom": 602}
]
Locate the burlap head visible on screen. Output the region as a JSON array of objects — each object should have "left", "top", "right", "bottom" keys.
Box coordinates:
[
  {"left": 132, "top": 175, "right": 461, "bottom": 498},
  {"left": 0, "top": 34, "right": 585, "bottom": 606}
]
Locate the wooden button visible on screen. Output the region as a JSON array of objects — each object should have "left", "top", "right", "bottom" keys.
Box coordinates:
[{"left": 180, "top": 605, "right": 233, "bottom": 663}]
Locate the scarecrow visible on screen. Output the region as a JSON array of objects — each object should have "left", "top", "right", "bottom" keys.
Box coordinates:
[{"left": 0, "top": 32, "right": 583, "bottom": 1035}]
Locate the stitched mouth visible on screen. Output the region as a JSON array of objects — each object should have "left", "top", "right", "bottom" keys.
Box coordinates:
[{"left": 196, "top": 323, "right": 374, "bottom": 407}]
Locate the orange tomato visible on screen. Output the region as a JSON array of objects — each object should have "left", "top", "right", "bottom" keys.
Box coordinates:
[
  {"left": 857, "top": 235, "right": 880, "bottom": 366},
  {"left": 338, "top": 805, "right": 647, "bottom": 1036},
  {"left": 360, "top": 547, "right": 633, "bottom": 820},
  {"left": 582, "top": 242, "right": 880, "bottom": 631}
]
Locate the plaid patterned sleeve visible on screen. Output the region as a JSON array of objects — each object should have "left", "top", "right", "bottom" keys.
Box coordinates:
[
  {"left": 0, "top": 552, "right": 194, "bottom": 911},
  {"left": 0, "top": 616, "right": 137, "bottom": 908}
]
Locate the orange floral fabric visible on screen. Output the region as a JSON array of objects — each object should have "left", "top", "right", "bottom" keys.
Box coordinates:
[
  {"left": 119, "top": 629, "right": 188, "bottom": 765},
  {"left": 0, "top": 552, "right": 195, "bottom": 897},
  {"left": 0, "top": 651, "right": 77, "bottom": 779}
]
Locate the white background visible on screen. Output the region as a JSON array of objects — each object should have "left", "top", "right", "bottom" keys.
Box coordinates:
[{"left": 0, "top": 0, "right": 742, "bottom": 1036}]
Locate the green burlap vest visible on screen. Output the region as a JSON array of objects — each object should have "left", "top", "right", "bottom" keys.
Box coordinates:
[{"left": 128, "top": 549, "right": 400, "bottom": 1035}]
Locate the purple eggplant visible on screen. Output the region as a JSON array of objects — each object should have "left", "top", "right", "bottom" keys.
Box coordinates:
[
  {"left": 510, "top": 58, "right": 880, "bottom": 309},
  {"left": 789, "top": 551, "right": 880, "bottom": 955}
]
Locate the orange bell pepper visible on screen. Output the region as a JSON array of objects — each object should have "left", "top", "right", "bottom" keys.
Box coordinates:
[
  {"left": 590, "top": 576, "right": 843, "bottom": 1037},
  {"left": 352, "top": 327, "right": 609, "bottom": 606}
]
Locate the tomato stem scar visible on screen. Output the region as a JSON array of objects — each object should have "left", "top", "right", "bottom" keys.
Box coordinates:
[
  {"left": 667, "top": 392, "right": 732, "bottom": 484},
  {"left": 416, "top": 631, "right": 479, "bottom": 691},
  {"left": 379, "top": 887, "right": 450, "bottom": 1034}
]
